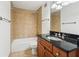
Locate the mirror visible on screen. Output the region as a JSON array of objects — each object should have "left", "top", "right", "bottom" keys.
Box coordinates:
[
  {"left": 50, "top": 9, "right": 61, "bottom": 32},
  {"left": 50, "top": 1, "right": 79, "bottom": 35}
]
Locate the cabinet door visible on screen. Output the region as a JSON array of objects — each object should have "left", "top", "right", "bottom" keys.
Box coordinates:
[
  {"left": 59, "top": 49, "right": 67, "bottom": 57},
  {"left": 69, "top": 50, "right": 77, "bottom": 57},
  {"left": 45, "top": 50, "right": 53, "bottom": 57},
  {"left": 40, "top": 38, "right": 53, "bottom": 53},
  {"left": 53, "top": 46, "right": 67, "bottom": 57},
  {"left": 37, "top": 43, "right": 45, "bottom": 57},
  {"left": 53, "top": 46, "right": 60, "bottom": 57}
]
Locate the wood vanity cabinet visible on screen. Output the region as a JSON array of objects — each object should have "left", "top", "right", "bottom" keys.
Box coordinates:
[
  {"left": 53, "top": 46, "right": 67, "bottom": 57},
  {"left": 40, "top": 38, "right": 53, "bottom": 53},
  {"left": 53, "top": 46, "right": 77, "bottom": 57},
  {"left": 37, "top": 37, "right": 77, "bottom": 57},
  {"left": 37, "top": 43, "right": 45, "bottom": 57},
  {"left": 37, "top": 37, "right": 53, "bottom": 57},
  {"left": 45, "top": 49, "right": 54, "bottom": 57},
  {"left": 37, "top": 37, "right": 45, "bottom": 57}
]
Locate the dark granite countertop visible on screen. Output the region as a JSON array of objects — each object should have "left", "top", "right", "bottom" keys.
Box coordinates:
[{"left": 38, "top": 34, "right": 78, "bottom": 52}]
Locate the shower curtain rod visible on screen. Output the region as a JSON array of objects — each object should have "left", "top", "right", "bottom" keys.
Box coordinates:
[{"left": 0, "top": 16, "right": 11, "bottom": 23}]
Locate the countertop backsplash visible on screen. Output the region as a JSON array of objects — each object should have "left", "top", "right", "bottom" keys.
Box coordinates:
[{"left": 50, "top": 31, "right": 79, "bottom": 46}]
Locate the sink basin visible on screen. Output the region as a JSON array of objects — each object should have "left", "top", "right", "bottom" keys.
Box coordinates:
[{"left": 47, "top": 36, "right": 62, "bottom": 41}]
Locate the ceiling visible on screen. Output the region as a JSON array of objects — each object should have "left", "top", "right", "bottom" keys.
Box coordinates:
[{"left": 12, "top": 1, "right": 46, "bottom": 11}]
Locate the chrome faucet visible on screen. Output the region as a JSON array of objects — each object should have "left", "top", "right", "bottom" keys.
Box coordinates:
[
  {"left": 62, "top": 34, "right": 65, "bottom": 39},
  {"left": 55, "top": 33, "right": 56, "bottom": 36}
]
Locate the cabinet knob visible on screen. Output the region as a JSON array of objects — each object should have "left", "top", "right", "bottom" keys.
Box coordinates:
[{"left": 55, "top": 52, "right": 59, "bottom": 57}]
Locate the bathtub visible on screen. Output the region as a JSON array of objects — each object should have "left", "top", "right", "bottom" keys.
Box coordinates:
[{"left": 12, "top": 37, "right": 37, "bottom": 53}]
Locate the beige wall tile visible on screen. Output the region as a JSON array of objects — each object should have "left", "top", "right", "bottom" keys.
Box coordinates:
[{"left": 11, "top": 7, "right": 38, "bottom": 40}]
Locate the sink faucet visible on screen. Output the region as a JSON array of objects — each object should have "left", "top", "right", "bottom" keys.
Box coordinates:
[
  {"left": 62, "top": 34, "right": 65, "bottom": 39},
  {"left": 58, "top": 33, "right": 61, "bottom": 37},
  {"left": 55, "top": 33, "right": 57, "bottom": 37}
]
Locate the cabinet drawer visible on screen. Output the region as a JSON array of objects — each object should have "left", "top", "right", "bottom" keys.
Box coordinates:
[
  {"left": 53, "top": 46, "right": 67, "bottom": 57},
  {"left": 40, "top": 39, "right": 53, "bottom": 53}
]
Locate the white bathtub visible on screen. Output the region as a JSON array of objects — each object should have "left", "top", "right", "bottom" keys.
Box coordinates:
[{"left": 12, "top": 37, "right": 37, "bottom": 52}]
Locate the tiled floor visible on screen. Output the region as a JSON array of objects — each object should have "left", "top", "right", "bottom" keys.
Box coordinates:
[{"left": 9, "top": 48, "right": 37, "bottom": 57}]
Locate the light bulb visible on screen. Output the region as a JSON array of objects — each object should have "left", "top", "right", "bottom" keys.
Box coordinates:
[
  {"left": 51, "top": 4, "right": 57, "bottom": 9},
  {"left": 56, "top": 5, "right": 62, "bottom": 10}
]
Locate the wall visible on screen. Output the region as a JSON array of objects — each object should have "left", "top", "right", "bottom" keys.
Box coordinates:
[
  {"left": 51, "top": 11, "right": 61, "bottom": 32},
  {"left": 36, "top": 7, "right": 42, "bottom": 34},
  {"left": 11, "top": 7, "right": 37, "bottom": 40},
  {"left": 61, "top": 2, "right": 79, "bottom": 34},
  {"left": 42, "top": 2, "right": 51, "bottom": 34},
  {"left": 0, "top": 1, "right": 10, "bottom": 56}
]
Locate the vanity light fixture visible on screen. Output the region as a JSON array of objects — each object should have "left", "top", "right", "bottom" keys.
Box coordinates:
[
  {"left": 56, "top": 4, "right": 62, "bottom": 10},
  {"left": 51, "top": 1, "right": 77, "bottom": 10},
  {"left": 51, "top": 3, "right": 57, "bottom": 9},
  {"left": 51, "top": 1, "right": 62, "bottom": 10}
]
